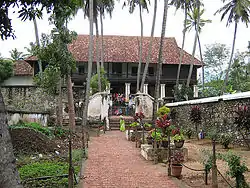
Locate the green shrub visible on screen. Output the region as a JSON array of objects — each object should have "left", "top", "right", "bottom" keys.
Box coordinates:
[
  {"left": 184, "top": 128, "right": 193, "bottom": 139},
  {"left": 157, "top": 106, "right": 170, "bottom": 117},
  {"left": 219, "top": 133, "right": 233, "bottom": 149},
  {"left": 54, "top": 127, "right": 68, "bottom": 138},
  {"left": 10, "top": 122, "right": 54, "bottom": 138},
  {"left": 19, "top": 161, "right": 80, "bottom": 188}
]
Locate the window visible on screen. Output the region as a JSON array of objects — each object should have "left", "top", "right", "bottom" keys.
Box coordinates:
[
  {"left": 112, "top": 63, "right": 122, "bottom": 74},
  {"left": 131, "top": 67, "right": 138, "bottom": 76},
  {"left": 148, "top": 67, "right": 154, "bottom": 76},
  {"left": 78, "top": 65, "right": 85, "bottom": 74}
]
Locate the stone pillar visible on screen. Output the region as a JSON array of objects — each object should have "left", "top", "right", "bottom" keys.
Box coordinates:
[
  {"left": 143, "top": 84, "right": 148, "bottom": 94},
  {"left": 193, "top": 85, "right": 198, "bottom": 98},
  {"left": 125, "top": 83, "right": 131, "bottom": 102},
  {"left": 160, "top": 84, "right": 166, "bottom": 99}
]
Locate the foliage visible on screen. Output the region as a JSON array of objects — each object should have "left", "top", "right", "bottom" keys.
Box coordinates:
[
  {"left": 151, "top": 130, "right": 162, "bottom": 141},
  {"left": 218, "top": 151, "right": 249, "bottom": 188},
  {"left": 190, "top": 105, "right": 201, "bottom": 123},
  {"left": 157, "top": 106, "right": 170, "bottom": 117},
  {"left": 9, "top": 48, "right": 27, "bottom": 61},
  {"left": 90, "top": 68, "right": 110, "bottom": 95},
  {"left": 54, "top": 127, "right": 69, "bottom": 138},
  {"left": 34, "top": 65, "right": 61, "bottom": 95},
  {"left": 18, "top": 161, "right": 80, "bottom": 188},
  {"left": 234, "top": 105, "right": 250, "bottom": 132},
  {"left": 173, "top": 84, "right": 193, "bottom": 101},
  {"left": 0, "top": 58, "right": 13, "bottom": 83},
  {"left": 155, "top": 114, "right": 171, "bottom": 128},
  {"left": 200, "top": 149, "right": 213, "bottom": 173},
  {"left": 219, "top": 133, "right": 233, "bottom": 149},
  {"left": 171, "top": 127, "right": 185, "bottom": 141},
  {"left": 0, "top": 0, "right": 80, "bottom": 40},
  {"left": 207, "top": 128, "right": 219, "bottom": 141},
  {"left": 129, "top": 122, "right": 139, "bottom": 127},
  {"left": 171, "top": 151, "right": 184, "bottom": 164},
  {"left": 9, "top": 122, "right": 54, "bottom": 138},
  {"left": 144, "top": 123, "right": 152, "bottom": 127}
]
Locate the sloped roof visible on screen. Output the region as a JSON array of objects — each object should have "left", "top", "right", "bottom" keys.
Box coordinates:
[
  {"left": 14, "top": 60, "right": 33, "bottom": 76},
  {"left": 26, "top": 35, "right": 202, "bottom": 66}
]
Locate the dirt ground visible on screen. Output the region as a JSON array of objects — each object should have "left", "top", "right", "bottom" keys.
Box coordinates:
[{"left": 180, "top": 138, "right": 250, "bottom": 187}]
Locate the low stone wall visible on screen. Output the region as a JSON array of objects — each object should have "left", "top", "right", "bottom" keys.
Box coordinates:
[
  {"left": 165, "top": 92, "right": 250, "bottom": 146},
  {"left": 7, "top": 110, "right": 50, "bottom": 126}
]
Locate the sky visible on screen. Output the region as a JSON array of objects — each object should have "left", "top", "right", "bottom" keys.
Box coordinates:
[{"left": 0, "top": 0, "right": 250, "bottom": 59}]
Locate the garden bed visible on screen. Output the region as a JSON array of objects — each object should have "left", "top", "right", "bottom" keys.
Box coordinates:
[{"left": 180, "top": 138, "right": 250, "bottom": 187}]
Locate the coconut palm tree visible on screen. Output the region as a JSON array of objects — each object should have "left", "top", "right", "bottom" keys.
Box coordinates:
[
  {"left": 154, "top": 0, "right": 170, "bottom": 117},
  {"left": 170, "top": 0, "right": 194, "bottom": 92},
  {"left": 140, "top": 0, "right": 157, "bottom": 92},
  {"left": 9, "top": 48, "right": 27, "bottom": 61},
  {"left": 185, "top": 7, "right": 211, "bottom": 91},
  {"left": 33, "top": 18, "right": 43, "bottom": 73},
  {"left": 215, "top": 0, "right": 250, "bottom": 95},
  {"left": 123, "top": 0, "right": 149, "bottom": 92},
  {"left": 99, "top": 0, "right": 115, "bottom": 69},
  {"left": 82, "top": 0, "right": 94, "bottom": 132},
  {"left": 186, "top": 0, "right": 201, "bottom": 88}
]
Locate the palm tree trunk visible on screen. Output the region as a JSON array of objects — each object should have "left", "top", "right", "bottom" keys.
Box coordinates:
[
  {"left": 33, "top": 18, "right": 43, "bottom": 73},
  {"left": 197, "top": 31, "right": 204, "bottom": 92},
  {"left": 95, "top": 18, "right": 102, "bottom": 92},
  {"left": 100, "top": 12, "right": 104, "bottom": 69},
  {"left": 140, "top": 0, "right": 157, "bottom": 92},
  {"left": 153, "top": 0, "right": 169, "bottom": 119},
  {"left": 0, "top": 89, "right": 23, "bottom": 188},
  {"left": 176, "top": 6, "right": 187, "bottom": 87},
  {"left": 221, "top": 22, "right": 238, "bottom": 95},
  {"left": 82, "top": 0, "right": 94, "bottom": 132},
  {"left": 136, "top": 3, "right": 144, "bottom": 92},
  {"left": 186, "top": 2, "right": 200, "bottom": 88}
]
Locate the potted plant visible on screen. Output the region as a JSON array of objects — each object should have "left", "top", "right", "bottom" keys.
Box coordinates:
[
  {"left": 172, "top": 128, "right": 185, "bottom": 148},
  {"left": 161, "top": 137, "right": 168, "bottom": 148},
  {"left": 171, "top": 151, "right": 184, "bottom": 178},
  {"left": 151, "top": 129, "right": 162, "bottom": 148},
  {"left": 144, "top": 123, "right": 152, "bottom": 131}
]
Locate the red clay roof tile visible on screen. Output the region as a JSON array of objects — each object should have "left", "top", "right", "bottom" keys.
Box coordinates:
[{"left": 14, "top": 60, "right": 33, "bottom": 76}]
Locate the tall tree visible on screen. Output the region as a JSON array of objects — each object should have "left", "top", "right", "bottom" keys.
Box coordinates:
[
  {"left": 185, "top": 7, "right": 211, "bottom": 91},
  {"left": 140, "top": 0, "right": 157, "bottom": 92},
  {"left": 33, "top": 18, "right": 43, "bottom": 73},
  {"left": 82, "top": 0, "right": 94, "bottom": 144},
  {"left": 186, "top": 0, "right": 201, "bottom": 88},
  {"left": 154, "top": 0, "right": 169, "bottom": 118},
  {"left": 123, "top": 0, "right": 149, "bottom": 92},
  {"left": 215, "top": 0, "right": 250, "bottom": 95},
  {"left": 171, "top": 0, "right": 194, "bottom": 91}
]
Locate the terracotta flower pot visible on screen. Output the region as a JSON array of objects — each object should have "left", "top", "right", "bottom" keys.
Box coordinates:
[
  {"left": 171, "top": 164, "right": 183, "bottom": 178},
  {"left": 174, "top": 140, "right": 184, "bottom": 148}
]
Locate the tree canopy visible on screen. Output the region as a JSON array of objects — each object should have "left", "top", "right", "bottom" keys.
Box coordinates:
[{"left": 0, "top": 58, "right": 13, "bottom": 83}]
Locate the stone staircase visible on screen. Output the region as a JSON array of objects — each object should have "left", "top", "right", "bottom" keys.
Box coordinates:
[{"left": 109, "top": 116, "right": 134, "bottom": 130}]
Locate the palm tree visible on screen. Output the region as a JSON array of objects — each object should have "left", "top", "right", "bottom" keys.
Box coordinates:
[
  {"left": 154, "top": 0, "right": 170, "bottom": 118},
  {"left": 123, "top": 0, "right": 149, "bottom": 92},
  {"left": 186, "top": 0, "right": 201, "bottom": 88},
  {"left": 185, "top": 7, "right": 211, "bottom": 91},
  {"left": 170, "top": 0, "right": 194, "bottom": 92},
  {"left": 140, "top": 0, "right": 157, "bottom": 92},
  {"left": 33, "top": 18, "right": 43, "bottom": 73},
  {"left": 82, "top": 0, "right": 94, "bottom": 135},
  {"left": 9, "top": 48, "right": 27, "bottom": 61},
  {"left": 215, "top": 0, "right": 250, "bottom": 95},
  {"left": 99, "top": 0, "right": 115, "bottom": 69}
]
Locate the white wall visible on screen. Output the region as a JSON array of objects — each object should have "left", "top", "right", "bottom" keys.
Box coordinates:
[{"left": 2, "top": 76, "right": 34, "bottom": 86}]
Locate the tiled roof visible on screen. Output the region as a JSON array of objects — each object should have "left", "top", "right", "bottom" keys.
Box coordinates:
[
  {"left": 14, "top": 60, "right": 33, "bottom": 76},
  {"left": 26, "top": 35, "right": 202, "bottom": 66}
]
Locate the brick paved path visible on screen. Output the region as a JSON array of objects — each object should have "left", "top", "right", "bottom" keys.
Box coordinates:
[{"left": 83, "top": 131, "right": 178, "bottom": 188}]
